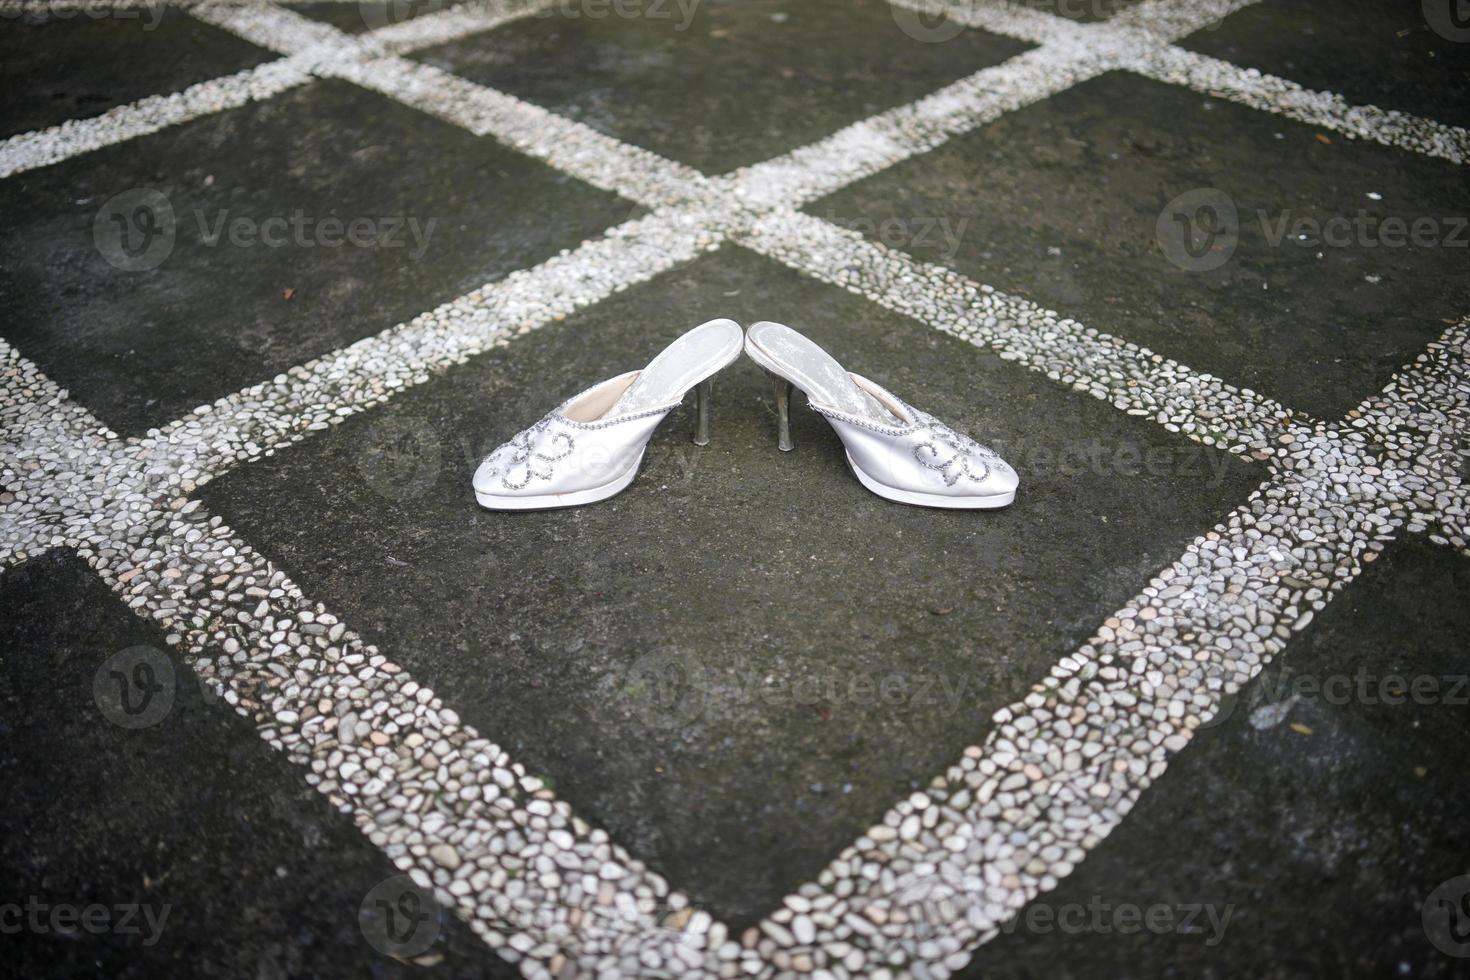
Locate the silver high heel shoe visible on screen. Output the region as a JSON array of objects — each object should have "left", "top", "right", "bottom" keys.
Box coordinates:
[
  {"left": 473, "top": 318, "right": 743, "bottom": 510},
  {"left": 744, "top": 321, "right": 1018, "bottom": 509}
]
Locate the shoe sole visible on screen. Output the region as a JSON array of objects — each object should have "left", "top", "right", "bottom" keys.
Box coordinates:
[
  {"left": 847, "top": 453, "right": 1015, "bottom": 510},
  {"left": 474, "top": 451, "right": 644, "bottom": 511}
]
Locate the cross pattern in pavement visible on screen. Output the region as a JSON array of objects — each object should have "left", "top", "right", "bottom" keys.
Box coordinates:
[{"left": 1, "top": 0, "right": 1468, "bottom": 976}]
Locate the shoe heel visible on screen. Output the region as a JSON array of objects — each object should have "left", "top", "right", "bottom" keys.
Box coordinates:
[
  {"left": 765, "top": 369, "right": 795, "bottom": 452},
  {"left": 692, "top": 378, "right": 713, "bottom": 446}
]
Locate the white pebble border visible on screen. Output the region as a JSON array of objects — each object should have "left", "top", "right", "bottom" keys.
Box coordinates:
[
  {"left": 333, "top": 54, "right": 710, "bottom": 207},
  {"left": 885, "top": 0, "right": 1258, "bottom": 47},
  {"left": 369, "top": 0, "right": 557, "bottom": 56},
  {"left": 3, "top": 0, "right": 1469, "bottom": 976},
  {"left": 719, "top": 45, "right": 1115, "bottom": 211},
  {"left": 0, "top": 0, "right": 190, "bottom": 11},
  {"left": 0, "top": 346, "right": 741, "bottom": 978},
  {"left": 721, "top": 0, "right": 1266, "bottom": 209},
  {"left": 140, "top": 0, "right": 1241, "bottom": 486},
  {"left": 187, "top": 0, "right": 356, "bottom": 52},
  {"left": 890, "top": 0, "right": 1469, "bottom": 169},
  {"left": 189, "top": 0, "right": 711, "bottom": 206},
  {"left": 1105, "top": 0, "right": 1257, "bottom": 42},
  {"left": 141, "top": 207, "right": 725, "bottom": 484},
  {"left": 884, "top": 0, "right": 1089, "bottom": 45},
  {"left": 1357, "top": 323, "right": 1470, "bottom": 553},
  {"left": 1129, "top": 45, "right": 1470, "bottom": 167},
  {"left": 0, "top": 55, "right": 315, "bottom": 179},
  {"left": 0, "top": 0, "right": 558, "bottom": 180},
  {"left": 739, "top": 208, "right": 1302, "bottom": 458},
  {"left": 745, "top": 323, "right": 1468, "bottom": 979}
]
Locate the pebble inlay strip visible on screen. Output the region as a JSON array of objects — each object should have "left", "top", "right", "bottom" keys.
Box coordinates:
[
  {"left": 0, "top": 342, "right": 747, "bottom": 979},
  {"left": 368, "top": 0, "right": 560, "bottom": 55},
  {"left": 745, "top": 323, "right": 1469, "bottom": 977},
  {"left": 0, "top": 0, "right": 556, "bottom": 181},
  {"left": 1356, "top": 323, "right": 1470, "bottom": 555},
  {"left": 0, "top": 56, "right": 314, "bottom": 180},
  {"left": 724, "top": 0, "right": 1267, "bottom": 209},
  {"left": 142, "top": 208, "right": 724, "bottom": 485},
  {"left": 158, "top": 0, "right": 1258, "bottom": 491},
  {"left": 332, "top": 54, "right": 710, "bottom": 207},
  {"left": 189, "top": 0, "right": 711, "bottom": 207},
  {"left": 719, "top": 45, "right": 1114, "bottom": 211},
  {"left": 895, "top": 0, "right": 1470, "bottom": 167},
  {"left": 739, "top": 209, "right": 1304, "bottom": 459},
  {"left": 4, "top": 0, "right": 1470, "bottom": 976},
  {"left": 884, "top": 0, "right": 1091, "bottom": 45},
  {"left": 1129, "top": 44, "right": 1470, "bottom": 167},
  {"left": 188, "top": 0, "right": 356, "bottom": 51}
]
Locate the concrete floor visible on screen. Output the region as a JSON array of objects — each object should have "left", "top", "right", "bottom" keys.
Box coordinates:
[{"left": 1, "top": 0, "right": 1468, "bottom": 977}]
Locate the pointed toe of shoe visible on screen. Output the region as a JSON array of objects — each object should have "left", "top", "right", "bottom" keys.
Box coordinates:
[
  {"left": 472, "top": 453, "right": 505, "bottom": 497},
  {"left": 938, "top": 459, "right": 1017, "bottom": 508},
  {"left": 472, "top": 452, "right": 526, "bottom": 509},
  {"left": 985, "top": 458, "right": 1019, "bottom": 501}
]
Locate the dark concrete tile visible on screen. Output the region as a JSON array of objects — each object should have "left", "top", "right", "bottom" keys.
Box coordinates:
[
  {"left": 199, "top": 244, "right": 1262, "bottom": 926},
  {"left": 413, "top": 0, "right": 1031, "bottom": 174},
  {"left": 0, "top": 6, "right": 274, "bottom": 140},
  {"left": 811, "top": 70, "right": 1470, "bottom": 422},
  {"left": 0, "top": 78, "right": 631, "bottom": 437},
  {"left": 958, "top": 535, "right": 1470, "bottom": 980},
  {"left": 1184, "top": 0, "right": 1470, "bottom": 132},
  {"left": 297, "top": 0, "right": 466, "bottom": 34},
  {"left": 0, "top": 550, "right": 513, "bottom": 979}
]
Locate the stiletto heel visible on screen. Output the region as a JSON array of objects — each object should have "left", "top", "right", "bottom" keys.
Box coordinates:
[
  {"left": 693, "top": 378, "right": 712, "bottom": 446},
  {"left": 744, "top": 322, "right": 1018, "bottom": 509},
  {"left": 768, "top": 370, "right": 794, "bottom": 452}
]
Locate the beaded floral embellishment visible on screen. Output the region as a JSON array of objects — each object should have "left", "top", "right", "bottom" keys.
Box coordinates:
[
  {"left": 911, "top": 414, "right": 1002, "bottom": 487},
  {"left": 487, "top": 418, "right": 575, "bottom": 490}
]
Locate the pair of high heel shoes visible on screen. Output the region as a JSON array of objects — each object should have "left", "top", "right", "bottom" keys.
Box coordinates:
[{"left": 472, "top": 319, "right": 1019, "bottom": 511}]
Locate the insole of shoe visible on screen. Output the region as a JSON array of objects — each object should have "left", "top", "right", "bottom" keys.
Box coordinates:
[
  {"left": 612, "top": 318, "right": 744, "bottom": 413},
  {"left": 745, "top": 321, "right": 897, "bottom": 422}
]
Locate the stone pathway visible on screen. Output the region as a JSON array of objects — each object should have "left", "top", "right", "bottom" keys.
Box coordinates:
[{"left": 1, "top": 0, "right": 1467, "bottom": 977}]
